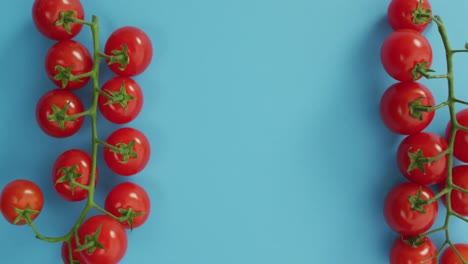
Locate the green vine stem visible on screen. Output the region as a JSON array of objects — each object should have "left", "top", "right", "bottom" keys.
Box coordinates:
[
  {"left": 25, "top": 15, "right": 121, "bottom": 263},
  {"left": 410, "top": 13, "right": 468, "bottom": 264}
]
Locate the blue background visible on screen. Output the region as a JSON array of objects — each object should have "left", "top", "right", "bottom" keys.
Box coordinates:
[{"left": 2, "top": 0, "right": 468, "bottom": 263}]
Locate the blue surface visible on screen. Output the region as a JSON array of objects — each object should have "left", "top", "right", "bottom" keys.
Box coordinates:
[{"left": 2, "top": 0, "right": 468, "bottom": 263}]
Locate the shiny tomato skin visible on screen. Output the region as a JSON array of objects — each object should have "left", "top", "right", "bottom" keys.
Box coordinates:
[
  {"left": 104, "top": 26, "right": 153, "bottom": 77},
  {"left": 32, "top": 0, "right": 84, "bottom": 40},
  {"left": 446, "top": 109, "right": 468, "bottom": 162},
  {"left": 384, "top": 182, "right": 438, "bottom": 236},
  {"left": 0, "top": 179, "right": 44, "bottom": 225},
  {"left": 440, "top": 244, "right": 468, "bottom": 264},
  {"left": 78, "top": 215, "right": 128, "bottom": 264},
  {"left": 36, "top": 89, "right": 85, "bottom": 138},
  {"left": 104, "top": 182, "right": 151, "bottom": 229},
  {"left": 52, "top": 149, "right": 98, "bottom": 202},
  {"left": 380, "top": 81, "right": 435, "bottom": 135},
  {"left": 381, "top": 29, "right": 432, "bottom": 82},
  {"left": 387, "top": 0, "right": 432, "bottom": 32},
  {"left": 98, "top": 76, "right": 144, "bottom": 124},
  {"left": 61, "top": 236, "right": 86, "bottom": 264},
  {"left": 103, "top": 127, "right": 151, "bottom": 176},
  {"left": 45, "top": 40, "right": 93, "bottom": 90},
  {"left": 397, "top": 132, "right": 448, "bottom": 185},
  {"left": 389, "top": 236, "right": 437, "bottom": 264},
  {"left": 441, "top": 165, "right": 468, "bottom": 216}
]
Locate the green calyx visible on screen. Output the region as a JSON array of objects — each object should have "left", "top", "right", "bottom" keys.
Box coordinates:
[
  {"left": 118, "top": 207, "right": 145, "bottom": 230},
  {"left": 411, "top": 61, "right": 434, "bottom": 80},
  {"left": 107, "top": 44, "right": 130, "bottom": 71},
  {"left": 111, "top": 140, "right": 137, "bottom": 164},
  {"left": 407, "top": 148, "right": 427, "bottom": 174},
  {"left": 408, "top": 97, "right": 431, "bottom": 120},
  {"left": 55, "top": 10, "right": 78, "bottom": 34},
  {"left": 47, "top": 102, "right": 77, "bottom": 130},
  {"left": 412, "top": 1, "right": 432, "bottom": 25},
  {"left": 408, "top": 188, "right": 428, "bottom": 213},
  {"left": 404, "top": 236, "right": 427, "bottom": 248},
  {"left": 103, "top": 81, "right": 135, "bottom": 109},
  {"left": 76, "top": 225, "right": 105, "bottom": 255},
  {"left": 13, "top": 206, "right": 39, "bottom": 225},
  {"left": 56, "top": 165, "right": 83, "bottom": 195}
]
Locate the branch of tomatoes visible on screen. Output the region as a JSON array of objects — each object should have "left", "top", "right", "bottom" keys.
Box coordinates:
[
  {"left": 0, "top": 0, "right": 154, "bottom": 263},
  {"left": 382, "top": 0, "right": 468, "bottom": 263}
]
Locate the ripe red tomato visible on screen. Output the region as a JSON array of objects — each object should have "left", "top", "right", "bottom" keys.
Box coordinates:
[
  {"left": 103, "top": 127, "right": 151, "bottom": 176},
  {"left": 36, "top": 89, "right": 85, "bottom": 138},
  {"left": 381, "top": 29, "right": 432, "bottom": 81},
  {"left": 104, "top": 182, "right": 151, "bottom": 229},
  {"left": 77, "top": 215, "right": 128, "bottom": 264},
  {"left": 396, "top": 132, "right": 448, "bottom": 185},
  {"left": 384, "top": 182, "right": 438, "bottom": 236},
  {"left": 389, "top": 236, "right": 437, "bottom": 264},
  {"left": 387, "top": 0, "right": 432, "bottom": 32},
  {"left": 380, "top": 82, "right": 435, "bottom": 135},
  {"left": 440, "top": 244, "right": 468, "bottom": 264},
  {"left": 45, "top": 40, "right": 93, "bottom": 90},
  {"left": 104, "top": 26, "right": 153, "bottom": 77},
  {"left": 52, "top": 149, "right": 98, "bottom": 202},
  {"left": 32, "top": 0, "right": 84, "bottom": 40},
  {"left": 446, "top": 109, "right": 468, "bottom": 162},
  {"left": 0, "top": 179, "right": 44, "bottom": 225},
  {"left": 98, "top": 76, "right": 144, "bottom": 124},
  {"left": 61, "top": 236, "right": 86, "bottom": 264},
  {"left": 441, "top": 165, "right": 468, "bottom": 216}
]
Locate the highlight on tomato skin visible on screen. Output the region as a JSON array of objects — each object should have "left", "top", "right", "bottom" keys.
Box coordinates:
[
  {"left": 387, "top": 0, "right": 432, "bottom": 33},
  {"left": 389, "top": 236, "right": 437, "bottom": 264},
  {"left": 0, "top": 179, "right": 44, "bottom": 225}
]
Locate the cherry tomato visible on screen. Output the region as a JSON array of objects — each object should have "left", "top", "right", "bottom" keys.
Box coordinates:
[
  {"left": 98, "top": 76, "right": 144, "bottom": 124},
  {"left": 446, "top": 109, "right": 468, "bottom": 162},
  {"left": 384, "top": 182, "right": 438, "bottom": 236},
  {"left": 105, "top": 182, "right": 150, "bottom": 229},
  {"left": 381, "top": 29, "right": 432, "bottom": 82},
  {"left": 61, "top": 236, "right": 86, "bottom": 264},
  {"left": 52, "top": 149, "right": 98, "bottom": 202},
  {"left": 32, "top": 0, "right": 84, "bottom": 40},
  {"left": 441, "top": 165, "right": 468, "bottom": 216},
  {"left": 104, "top": 26, "right": 153, "bottom": 77},
  {"left": 0, "top": 179, "right": 44, "bottom": 225},
  {"left": 45, "top": 40, "right": 93, "bottom": 90},
  {"left": 77, "top": 215, "right": 128, "bottom": 264},
  {"left": 387, "top": 0, "right": 432, "bottom": 33},
  {"left": 389, "top": 236, "right": 437, "bottom": 264},
  {"left": 36, "top": 89, "right": 85, "bottom": 138},
  {"left": 103, "top": 127, "right": 151, "bottom": 176},
  {"left": 440, "top": 244, "right": 468, "bottom": 264},
  {"left": 396, "top": 132, "right": 448, "bottom": 185},
  {"left": 380, "top": 81, "right": 435, "bottom": 135}
]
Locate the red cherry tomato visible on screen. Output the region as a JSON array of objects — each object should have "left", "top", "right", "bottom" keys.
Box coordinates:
[
  {"left": 384, "top": 182, "right": 438, "bottom": 236},
  {"left": 32, "top": 0, "right": 84, "bottom": 40},
  {"left": 36, "top": 89, "right": 85, "bottom": 138},
  {"left": 387, "top": 0, "right": 432, "bottom": 32},
  {"left": 396, "top": 132, "right": 448, "bottom": 185},
  {"left": 45, "top": 40, "right": 93, "bottom": 90},
  {"left": 104, "top": 26, "right": 153, "bottom": 77},
  {"left": 103, "top": 127, "right": 151, "bottom": 176},
  {"left": 77, "top": 215, "right": 128, "bottom": 264},
  {"left": 381, "top": 29, "right": 433, "bottom": 82},
  {"left": 105, "top": 182, "right": 151, "bottom": 229},
  {"left": 380, "top": 81, "right": 435, "bottom": 135},
  {"left": 0, "top": 179, "right": 44, "bottom": 225},
  {"left": 440, "top": 244, "right": 468, "bottom": 264},
  {"left": 446, "top": 109, "right": 468, "bottom": 162},
  {"left": 61, "top": 236, "right": 86, "bottom": 264},
  {"left": 441, "top": 165, "right": 468, "bottom": 216},
  {"left": 52, "top": 149, "right": 98, "bottom": 202},
  {"left": 98, "top": 76, "right": 144, "bottom": 124},
  {"left": 389, "top": 236, "right": 437, "bottom": 264}
]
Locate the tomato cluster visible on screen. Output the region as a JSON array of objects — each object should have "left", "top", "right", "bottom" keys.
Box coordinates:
[
  {"left": 0, "top": 0, "right": 154, "bottom": 263},
  {"left": 381, "top": 0, "right": 468, "bottom": 263}
]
